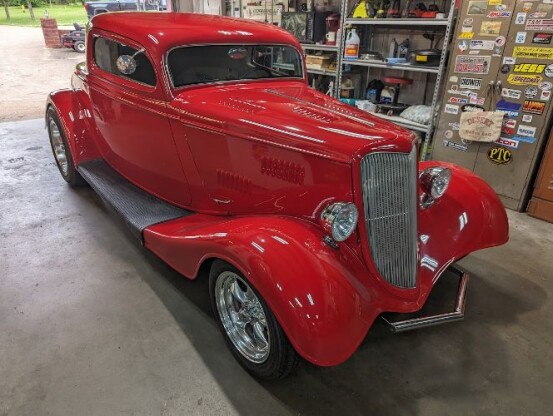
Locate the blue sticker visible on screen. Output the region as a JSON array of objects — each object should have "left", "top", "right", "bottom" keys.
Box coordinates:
[
  {"left": 512, "top": 135, "right": 537, "bottom": 144},
  {"left": 503, "top": 110, "right": 520, "bottom": 118},
  {"left": 496, "top": 99, "right": 522, "bottom": 111}
]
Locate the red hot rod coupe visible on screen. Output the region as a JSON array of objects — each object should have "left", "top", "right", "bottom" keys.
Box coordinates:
[{"left": 46, "top": 12, "right": 509, "bottom": 379}]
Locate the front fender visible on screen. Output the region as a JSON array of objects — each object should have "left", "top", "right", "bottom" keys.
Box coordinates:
[
  {"left": 144, "top": 215, "right": 381, "bottom": 366},
  {"left": 418, "top": 161, "right": 509, "bottom": 284}
]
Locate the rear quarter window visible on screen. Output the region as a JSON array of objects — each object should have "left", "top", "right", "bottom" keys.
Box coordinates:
[{"left": 94, "top": 37, "right": 156, "bottom": 87}]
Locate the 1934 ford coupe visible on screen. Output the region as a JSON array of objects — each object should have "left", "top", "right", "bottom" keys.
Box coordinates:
[{"left": 46, "top": 12, "right": 509, "bottom": 379}]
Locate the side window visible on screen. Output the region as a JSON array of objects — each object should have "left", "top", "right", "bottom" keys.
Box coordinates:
[{"left": 94, "top": 37, "right": 156, "bottom": 87}]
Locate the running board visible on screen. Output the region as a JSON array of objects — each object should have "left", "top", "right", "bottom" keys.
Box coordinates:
[
  {"left": 77, "top": 159, "right": 193, "bottom": 242},
  {"left": 381, "top": 266, "right": 469, "bottom": 333}
]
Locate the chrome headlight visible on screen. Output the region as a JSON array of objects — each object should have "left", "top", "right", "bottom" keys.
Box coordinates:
[
  {"left": 419, "top": 167, "right": 451, "bottom": 208},
  {"left": 320, "top": 202, "right": 359, "bottom": 242}
]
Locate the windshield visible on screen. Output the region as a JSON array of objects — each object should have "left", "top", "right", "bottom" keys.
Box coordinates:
[{"left": 168, "top": 44, "right": 304, "bottom": 88}]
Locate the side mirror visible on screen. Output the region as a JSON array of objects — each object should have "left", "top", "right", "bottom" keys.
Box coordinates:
[{"left": 116, "top": 55, "right": 137, "bottom": 75}]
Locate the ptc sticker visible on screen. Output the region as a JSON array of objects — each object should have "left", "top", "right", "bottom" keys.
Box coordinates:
[{"left": 495, "top": 36, "right": 506, "bottom": 47}]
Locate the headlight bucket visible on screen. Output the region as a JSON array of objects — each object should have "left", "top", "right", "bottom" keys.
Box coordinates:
[
  {"left": 320, "top": 202, "right": 359, "bottom": 242},
  {"left": 419, "top": 167, "right": 451, "bottom": 208}
]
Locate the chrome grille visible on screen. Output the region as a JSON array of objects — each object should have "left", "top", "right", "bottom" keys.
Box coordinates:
[{"left": 360, "top": 148, "right": 418, "bottom": 289}]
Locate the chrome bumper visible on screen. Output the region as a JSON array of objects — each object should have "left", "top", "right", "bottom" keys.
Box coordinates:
[{"left": 381, "top": 266, "right": 469, "bottom": 333}]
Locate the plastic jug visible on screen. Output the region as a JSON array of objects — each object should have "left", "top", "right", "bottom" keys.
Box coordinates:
[{"left": 344, "top": 28, "right": 360, "bottom": 60}]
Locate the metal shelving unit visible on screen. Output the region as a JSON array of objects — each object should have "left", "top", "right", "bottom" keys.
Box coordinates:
[
  {"left": 301, "top": 44, "right": 338, "bottom": 52},
  {"left": 336, "top": 0, "right": 457, "bottom": 159},
  {"left": 306, "top": 67, "right": 338, "bottom": 77}
]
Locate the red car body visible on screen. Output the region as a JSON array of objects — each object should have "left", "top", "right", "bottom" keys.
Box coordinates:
[{"left": 47, "top": 12, "right": 509, "bottom": 367}]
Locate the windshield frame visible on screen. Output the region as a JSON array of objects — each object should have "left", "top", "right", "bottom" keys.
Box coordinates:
[{"left": 165, "top": 43, "right": 306, "bottom": 92}]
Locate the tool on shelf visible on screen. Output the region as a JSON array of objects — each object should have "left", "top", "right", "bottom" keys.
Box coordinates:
[{"left": 378, "top": 76, "right": 413, "bottom": 115}]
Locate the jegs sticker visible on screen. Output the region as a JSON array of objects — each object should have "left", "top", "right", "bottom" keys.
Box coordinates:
[
  {"left": 445, "top": 104, "right": 460, "bottom": 114},
  {"left": 532, "top": 33, "right": 553, "bottom": 44},
  {"left": 496, "top": 137, "right": 519, "bottom": 149},
  {"left": 507, "top": 74, "right": 543, "bottom": 85},
  {"left": 470, "top": 40, "right": 495, "bottom": 50},
  {"left": 525, "top": 19, "right": 553, "bottom": 31},
  {"left": 522, "top": 100, "right": 546, "bottom": 115},
  {"left": 460, "top": 77, "right": 482, "bottom": 89},
  {"left": 513, "top": 47, "right": 553, "bottom": 59},
  {"left": 455, "top": 56, "right": 491, "bottom": 74},
  {"left": 502, "top": 88, "right": 522, "bottom": 99},
  {"left": 513, "top": 63, "right": 546, "bottom": 74}
]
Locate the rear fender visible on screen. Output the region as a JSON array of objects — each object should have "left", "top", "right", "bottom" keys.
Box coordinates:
[
  {"left": 144, "top": 215, "right": 382, "bottom": 366},
  {"left": 418, "top": 161, "right": 509, "bottom": 283},
  {"left": 46, "top": 89, "right": 100, "bottom": 165}
]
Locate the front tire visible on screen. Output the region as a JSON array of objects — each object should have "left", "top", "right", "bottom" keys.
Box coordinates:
[
  {"left": 46, "top": 106, "right": 86, "bottom": 187},
  {"left": 209, "top": 260, "right": 299, "bottom": 379}
]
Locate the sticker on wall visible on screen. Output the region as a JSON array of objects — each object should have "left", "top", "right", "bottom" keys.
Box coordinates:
[
  {"left": 462, "top": 104, "right": 486, "bottom": 112},
  {"left": 469, "top": 50, "right": 481, "bottom": 55},
  {"left": 532, "top": 33, "right": 553, "bottom": 44},
  {"left": 513, "top": 135, "right": 537, "bottom": 144},
  {"left": 507, "top": 74, "right": 543, "bottom": 85},
  {"left": 460, "top": 77, "right": 483, "bottom": 89},
  {"left": 522, "top": 100, "right": 546, "bottom": 115},
  {"left": 443, "top": 140, "right": 468, "bottom": 152},
  {"left": 536, "top": 4, "right": 553, "bottom": 14},
  {"left": 502, "top": 56, "right": 515, "bottom": 64},
  {"left": 516, "top": 32, "right": 527, "bottom": 43},
  {"left": 463, "top": 17, "right": 474, "bottom": 26},
  {"left": 444, "top": 104, "right": 460, "bottom": 114},
  {"left": 487, "top": 146, "right": 513, "bottom": 165},
  {"left": 522, "top": 114, "right": 533, "bottom": 123},
  {"left": 459, "top": 32, "right": 475, "bottom": 39},
  {"left": 502, "top": 88, "right": 522, "bottom": 99},
  {"left": 495, "top": 36, "right": 506, "bottom": 47},
  {"left": 517, "top": 125, "right": 537, "bottom": 137},
  {"left": 522, "top": 2, "right": 533, "bottom": 13},
  {"left": 449, "top": 76, "right": 459, "bottom": 83},
  {"left": 470, "top": 40, "right": 495, "bottom": 50},
  {"left": 501, "top": 64, "right": 511, "bottom": 73},
  {"left": 545, "top": 64, "right": 553, "bottom": 78},
  {"left": 480, "top": 21, "right": 502, "bottom": 36},
  {"left": 529, "top": 12, "right": 547, "bottom": 18},
  {"left": 488, "top": 0, "right": 502, "bottom": 6},
  {"left": 462, "top": 26, "right": 474, "bottom": 33},
  {"left": 525, "top": 86, "right": 538, "bottom": 99},
  {"left": 487, "top": 10, "right": 511, "bottom": 18},
  {"left": 496, "top": 99, "right": 522, "bottom": 111},
  {"left": 448, "top": 122, "right": 460, "bottom": 130},
  {"left": 526, "top": 19, "right": 553, "bottom": 31},
  {"left": 470, "top": 96, "right": 486, "bottom": 105},
  {"left": 458, "top": 40, "right": 469, "bottom": 52},
  {"left": 515, "top": 12, "right": 527, "bottom": 25},
  {"left": 455, "top": 56, "right": 491, "bottom": 74},
  {"left": 513, "top": 46, "right": 553, "bottom": 59},
  {"left": 540, "top": 90, "right": 551, "bottom": 101},
  {"left": 501, "top": 119, "right": 517, "bottom": 135},
  {"left": 468, "top": 1, "right": 488, "bottom": 15},
  {"left": 449, "top": 97, "right": 469, "bottom": 104},
  {"left": 444, "top": 130, "right": 454, "bottom": 139},
  {"left": 513, "top": 63, "right": 546, "bottom": 74},
  {"left": 496, "top": 137, "right": 519, "bottom": 149},
  {"left": 542, "top": 0, "right": 553, "bottom": 5}
]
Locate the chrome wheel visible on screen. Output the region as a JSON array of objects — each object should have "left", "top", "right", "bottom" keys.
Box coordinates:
[
  {"left": 49, "top": 118, "right": 68, "bottom": 176},
  {"left": 215, "top": 271, "right": 270, "bottom": 363}
]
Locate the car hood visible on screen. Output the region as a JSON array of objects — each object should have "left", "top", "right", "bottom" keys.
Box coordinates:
[{"left": 170, "top": 81, "right": 416, "bottom": 163}]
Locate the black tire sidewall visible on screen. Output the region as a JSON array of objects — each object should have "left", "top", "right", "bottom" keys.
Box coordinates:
[
  {"left": 74, "top": 41, "right": 85, "bottom": 53},
  {"left": 209, "top": 260, "right": 297, "bottom": 380}
]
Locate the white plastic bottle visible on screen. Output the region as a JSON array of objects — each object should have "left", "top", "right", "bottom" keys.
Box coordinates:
[{"left": 344, "top": 28, "right": 360, "bottom": 60}]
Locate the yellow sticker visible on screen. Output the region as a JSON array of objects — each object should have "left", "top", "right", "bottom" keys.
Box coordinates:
[
  {"left": 480, "top": 21, "right": 502, "bottom": 36},
  {"left": 513, "top": 46, "right": 553, "bottom": 59},
  {"left": 507, "top": 74, "right": 543, "bottom": 85},
  {"left": 458, "top": 32, "right": 475, "bottom": 39},
  {"left": 416, "top": 55, "right": 428, "bottom": 62},
  {"left": 488, "top": 0, "right": 502, "bottom": 5}
]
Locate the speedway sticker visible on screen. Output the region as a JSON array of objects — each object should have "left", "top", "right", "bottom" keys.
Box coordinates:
[
  {"left": 522, "top": 100, "right": 546, "bottom": 115},
  {"left": 455, "top": 56, "right": 491, "bottom": 74},
  {"left": 470, "top": 40, "right": 495, "bottom": 50},
  {"left": 507, "top": 74, "right": 543, "bottom": 85},
  {"left": 526, "top": 19, "right": 553, "bottom": 31},
  {"left": 496, "top": 137, "right": 519, "bottom": 149},
  {"left": 513, "top": 47, "right": 553, "bottom": 59},
  {"left": 460, "top": 77, "right": 483, "bottom": 89},
  {"left": 502, "top": 88, "right": 522, "bottom": 99},
  {"left": 513, "top": 63, "right": 546, "bottom": 74},
  {"left": 532, "top": 33, "right": 553, "bottom": 44}
]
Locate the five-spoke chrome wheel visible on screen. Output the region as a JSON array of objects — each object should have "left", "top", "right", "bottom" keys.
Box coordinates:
[
  {"left": 48, "top": 118, "right": 68, "bottom": 176},
  {"left": 214, "top": 271, "right": 270, "bottom": 364}
]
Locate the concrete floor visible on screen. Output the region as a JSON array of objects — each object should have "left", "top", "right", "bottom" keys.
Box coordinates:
[{"left": 1, "top": 118, "right": 553, "bottom": 416}]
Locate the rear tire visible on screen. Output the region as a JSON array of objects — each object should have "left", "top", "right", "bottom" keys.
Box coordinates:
[
  {"left": 74, "top": 41, "right": 85, "bottom": 53},
  {"left": 209, "top": 260, "right": 299, "bottom": 379},
  {"left": 46, "top": 106, "right": 86, "bottom": 187}
]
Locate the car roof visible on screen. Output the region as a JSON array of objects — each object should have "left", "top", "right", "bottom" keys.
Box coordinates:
[{"left": 91, "top": 12, "right": 301, "bottom": 53}]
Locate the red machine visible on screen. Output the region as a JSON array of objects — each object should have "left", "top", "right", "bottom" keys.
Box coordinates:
[{"left": 46, "top": 13, "right": 509, "bottom": 380}]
